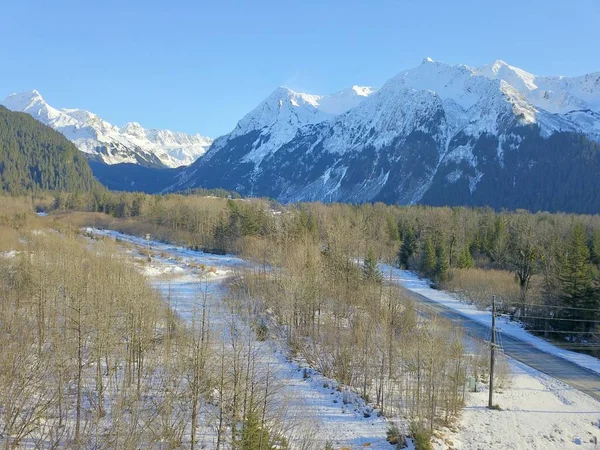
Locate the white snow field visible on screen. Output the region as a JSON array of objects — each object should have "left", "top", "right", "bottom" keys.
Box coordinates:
[
  {"left": 433, "top": 357, "right": 600, "bottom": 450},
  {"left": 87, "top": 228, "right": 402, "bottom": 450}
]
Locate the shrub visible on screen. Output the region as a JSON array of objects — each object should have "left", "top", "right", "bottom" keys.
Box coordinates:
[
  {"left": 410, "top": 422, "right": 433, "bottom": 450},
  {"left": 386, "top": 423, "right": 408, "bottom": 448}
]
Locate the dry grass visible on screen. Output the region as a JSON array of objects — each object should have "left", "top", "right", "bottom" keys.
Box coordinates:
[
  {"left": 440, "top": 268, "right": 542, "bottom": 311},
  {"left": 52, "top": 211, "right": 196, "bottom": 247},
  {"left": 0, "top": 226, "right": 22, "bottom": 251},
  {"left": 0, "top": 196, "right": 47, "bottom": 250}
]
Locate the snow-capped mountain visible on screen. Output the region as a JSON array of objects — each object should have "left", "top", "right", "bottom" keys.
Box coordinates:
[
  {"left": 1, "top": 90, "right": 212, "bottom": 168},
  {"left": 203, "top": 85, "right": 376, "bottom": 166},
  {"left": 171, "top": 58, "right": 600, "bottom": 213}
]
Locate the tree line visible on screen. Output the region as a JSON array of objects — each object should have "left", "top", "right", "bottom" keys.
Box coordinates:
[{"left": 50, "top": 190, "right": 600, "bottom": 345}]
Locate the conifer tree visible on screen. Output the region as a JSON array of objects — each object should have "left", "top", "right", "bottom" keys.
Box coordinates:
[
  {"left": 558, "top": 223, "right": 597, "bottom": 331},
  {"left": 436, "top": 243, "right": 450, "bottom": 282},
  {"left": 398, "top": 228, "right": 416, "bottom": 268},
  {"left": 240, "top": 408, "right": 273, "bottom": 450},
  {"left": 590, "top": 228, "right": 600, "bottom": 266},
  {"left": 421, "top": 237, "right": 437, "bottom": 277},
  {"left": 456, "top": 244, "right": 474, "bottom": 269},
  {"left": 363, "top": 248, "right": 382, "bottom": 284},
  {"left": 559, "top": 223, "right": 593, "bottom": 301}
]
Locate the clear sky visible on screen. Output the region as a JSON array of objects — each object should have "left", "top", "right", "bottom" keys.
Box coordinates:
[{"left": 1, "top": 0, "right": 598, "bottom": 137}]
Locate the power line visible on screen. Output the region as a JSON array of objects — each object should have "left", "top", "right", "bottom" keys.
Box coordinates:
[
  {"left": 498, "top": 314, "right": 600, "bottom": 323},
  {"left": 512, "top": 329, "right": 599, "bottom": 334},
  {"left": 497, "top": 301, "right": 600, "bottom": 313}
]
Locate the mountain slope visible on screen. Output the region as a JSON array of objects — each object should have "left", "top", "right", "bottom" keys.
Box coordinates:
[
  {"left": 171, "top": 59, "right": 600, "bottom": 213},
  {"left": 0, "top": 106, "right": 99, "bottom": 194},
  {"left": 1, "top": 90, "right": 212, "bottom": 168},
  {"left": 88, "top": 160, "right": 180, "bottom": 194}
]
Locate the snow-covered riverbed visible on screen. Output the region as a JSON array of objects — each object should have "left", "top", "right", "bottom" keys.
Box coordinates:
[{"left": 87, "top": 228, "right": 398, "bottom": 449}]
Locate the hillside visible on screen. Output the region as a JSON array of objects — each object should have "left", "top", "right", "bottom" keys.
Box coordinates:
[
  {"left": 0, "top": 106, "right": 99, "bottom": 194},
  {"left": 88, "top": 160, "right": 180, "bottom": 193}
]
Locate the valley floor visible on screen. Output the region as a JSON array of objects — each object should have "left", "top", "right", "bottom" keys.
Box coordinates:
[
  {"left": 89, "top": 228, "right": 399, "bottom": 450},
  {"left": 89, "top": 229, "right": 600, "bottom": 449}
]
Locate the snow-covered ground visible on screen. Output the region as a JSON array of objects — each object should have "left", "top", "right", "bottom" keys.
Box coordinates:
[
  {"left": 434, "top": 357, "right": 600, "bottom": 450},
  {"left": 0, "top": 250, "right": 18, "bottom": 259},
  {"left": 88, "top": 228, "right": 400, "bottom": 450},
  {"left": 379, "top": 266, "right": 600, "bottom": 449},
  {"left": 382, "top": 266, "right": 600, "bottom": 376},
  {"left": 86, "top": 230, "right": 600, "bottom": 449}
]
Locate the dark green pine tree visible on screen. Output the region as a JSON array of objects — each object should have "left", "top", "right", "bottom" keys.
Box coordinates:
[
  {"left": 436, "top": 243, "right": 450, "bottom": 282},
  {"left": 421, "top": 236, "right": 437, "bottom": 278},
  {"left": 363, "top": 248, "right": 383, "bottom": 284},
  {"left": 457, "top": 244, "right": 475, "bottom": 269},
  {"left": 212, "top": 213, "right": 230, "bottom": 253},
  {"left": 558, "top": 223, "right": 597, "bottom": 332},
  {"left": 239, "top": 408, "right": 273, "bottom": 450},
  {"left": 398, "top": 228, "right": 416, "bottom": 269},
  {"left": 589, "top": 227, "right": 600, "bottom": 266}
]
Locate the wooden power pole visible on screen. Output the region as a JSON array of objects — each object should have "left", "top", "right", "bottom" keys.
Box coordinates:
[
  {"left": 488, "top": 295, "right": 496, "bottom": 409},
  {"left": 146, "top": 233, "right": 151, "bottom": 261}
]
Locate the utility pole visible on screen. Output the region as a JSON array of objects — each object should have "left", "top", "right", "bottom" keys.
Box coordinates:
[
  {"left": 488, "top": 295, "right": 496, "bottom": 409},
  {"left": 146, "top": 233, "right": 151, "bottom": 261}
]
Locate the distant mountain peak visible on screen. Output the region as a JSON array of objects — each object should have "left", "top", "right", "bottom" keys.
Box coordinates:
[
  {"left": 214, "top": 83, "right": 377, "bottom": 165},
  {"left": 1, "top": 90, "right": 213, "bottom": 168},
  {"left": 4, "top": 89, "right": 47, "bottom": 111},
  {"left": 350, "top": 85, "right": 375, "bottom": 96}
]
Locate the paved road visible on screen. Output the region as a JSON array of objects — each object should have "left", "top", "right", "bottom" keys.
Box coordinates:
[{"left": 403, "top": 288, "right": 600, "bottom": 402}]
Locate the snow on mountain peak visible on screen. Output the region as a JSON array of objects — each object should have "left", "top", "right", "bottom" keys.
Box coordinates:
[
  {"left": 478, "top": 60, "right": 538, "bottom": 91},
  {"left": 392, "top": 59, "right": 485, "bottom": 109},
  {"left": 351, "top": 85, "right": 375, "bottom": 96},
  {"left": 377, "top": 59, "right": 599, "bottom": 139},
  {"left": 320, "top": 86, "right": 377, "bottom": 115},
  {"left": 233, "top": 84, "right": 376, "bottom": 139},
  {"left": 216, "top": 84, "right": 376, "bottom": 165},
  {"left": 1, "top": 90, "right": 213, "bottom": 168},
  {"left": 4, "top": 89, "right": 49, "bottom": 113},
  {"left": 121, "top": 121, "right": 147, "bottom": 139},
  {"left": 475, "top": 60, "right": 600, "bottom": 120}
]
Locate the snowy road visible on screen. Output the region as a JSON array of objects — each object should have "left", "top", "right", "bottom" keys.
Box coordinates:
[{"left": 388, "top": 270, "right": 600, "bottom": 402}]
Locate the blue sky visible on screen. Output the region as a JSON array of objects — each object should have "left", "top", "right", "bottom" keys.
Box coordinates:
[{"left": 1, "top": 0, "right": 598, "bottom": 137}]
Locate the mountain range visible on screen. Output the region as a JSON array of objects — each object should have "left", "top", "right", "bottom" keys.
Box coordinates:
[
  {"left": 1, "top": 90, "right": 212, "bottom": 168},
  {"left": 172, "top": 58, "right": 600, "bottom": 212},
  {"left": 3, "top": 59, "right": 600, "bottom": 213}
]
